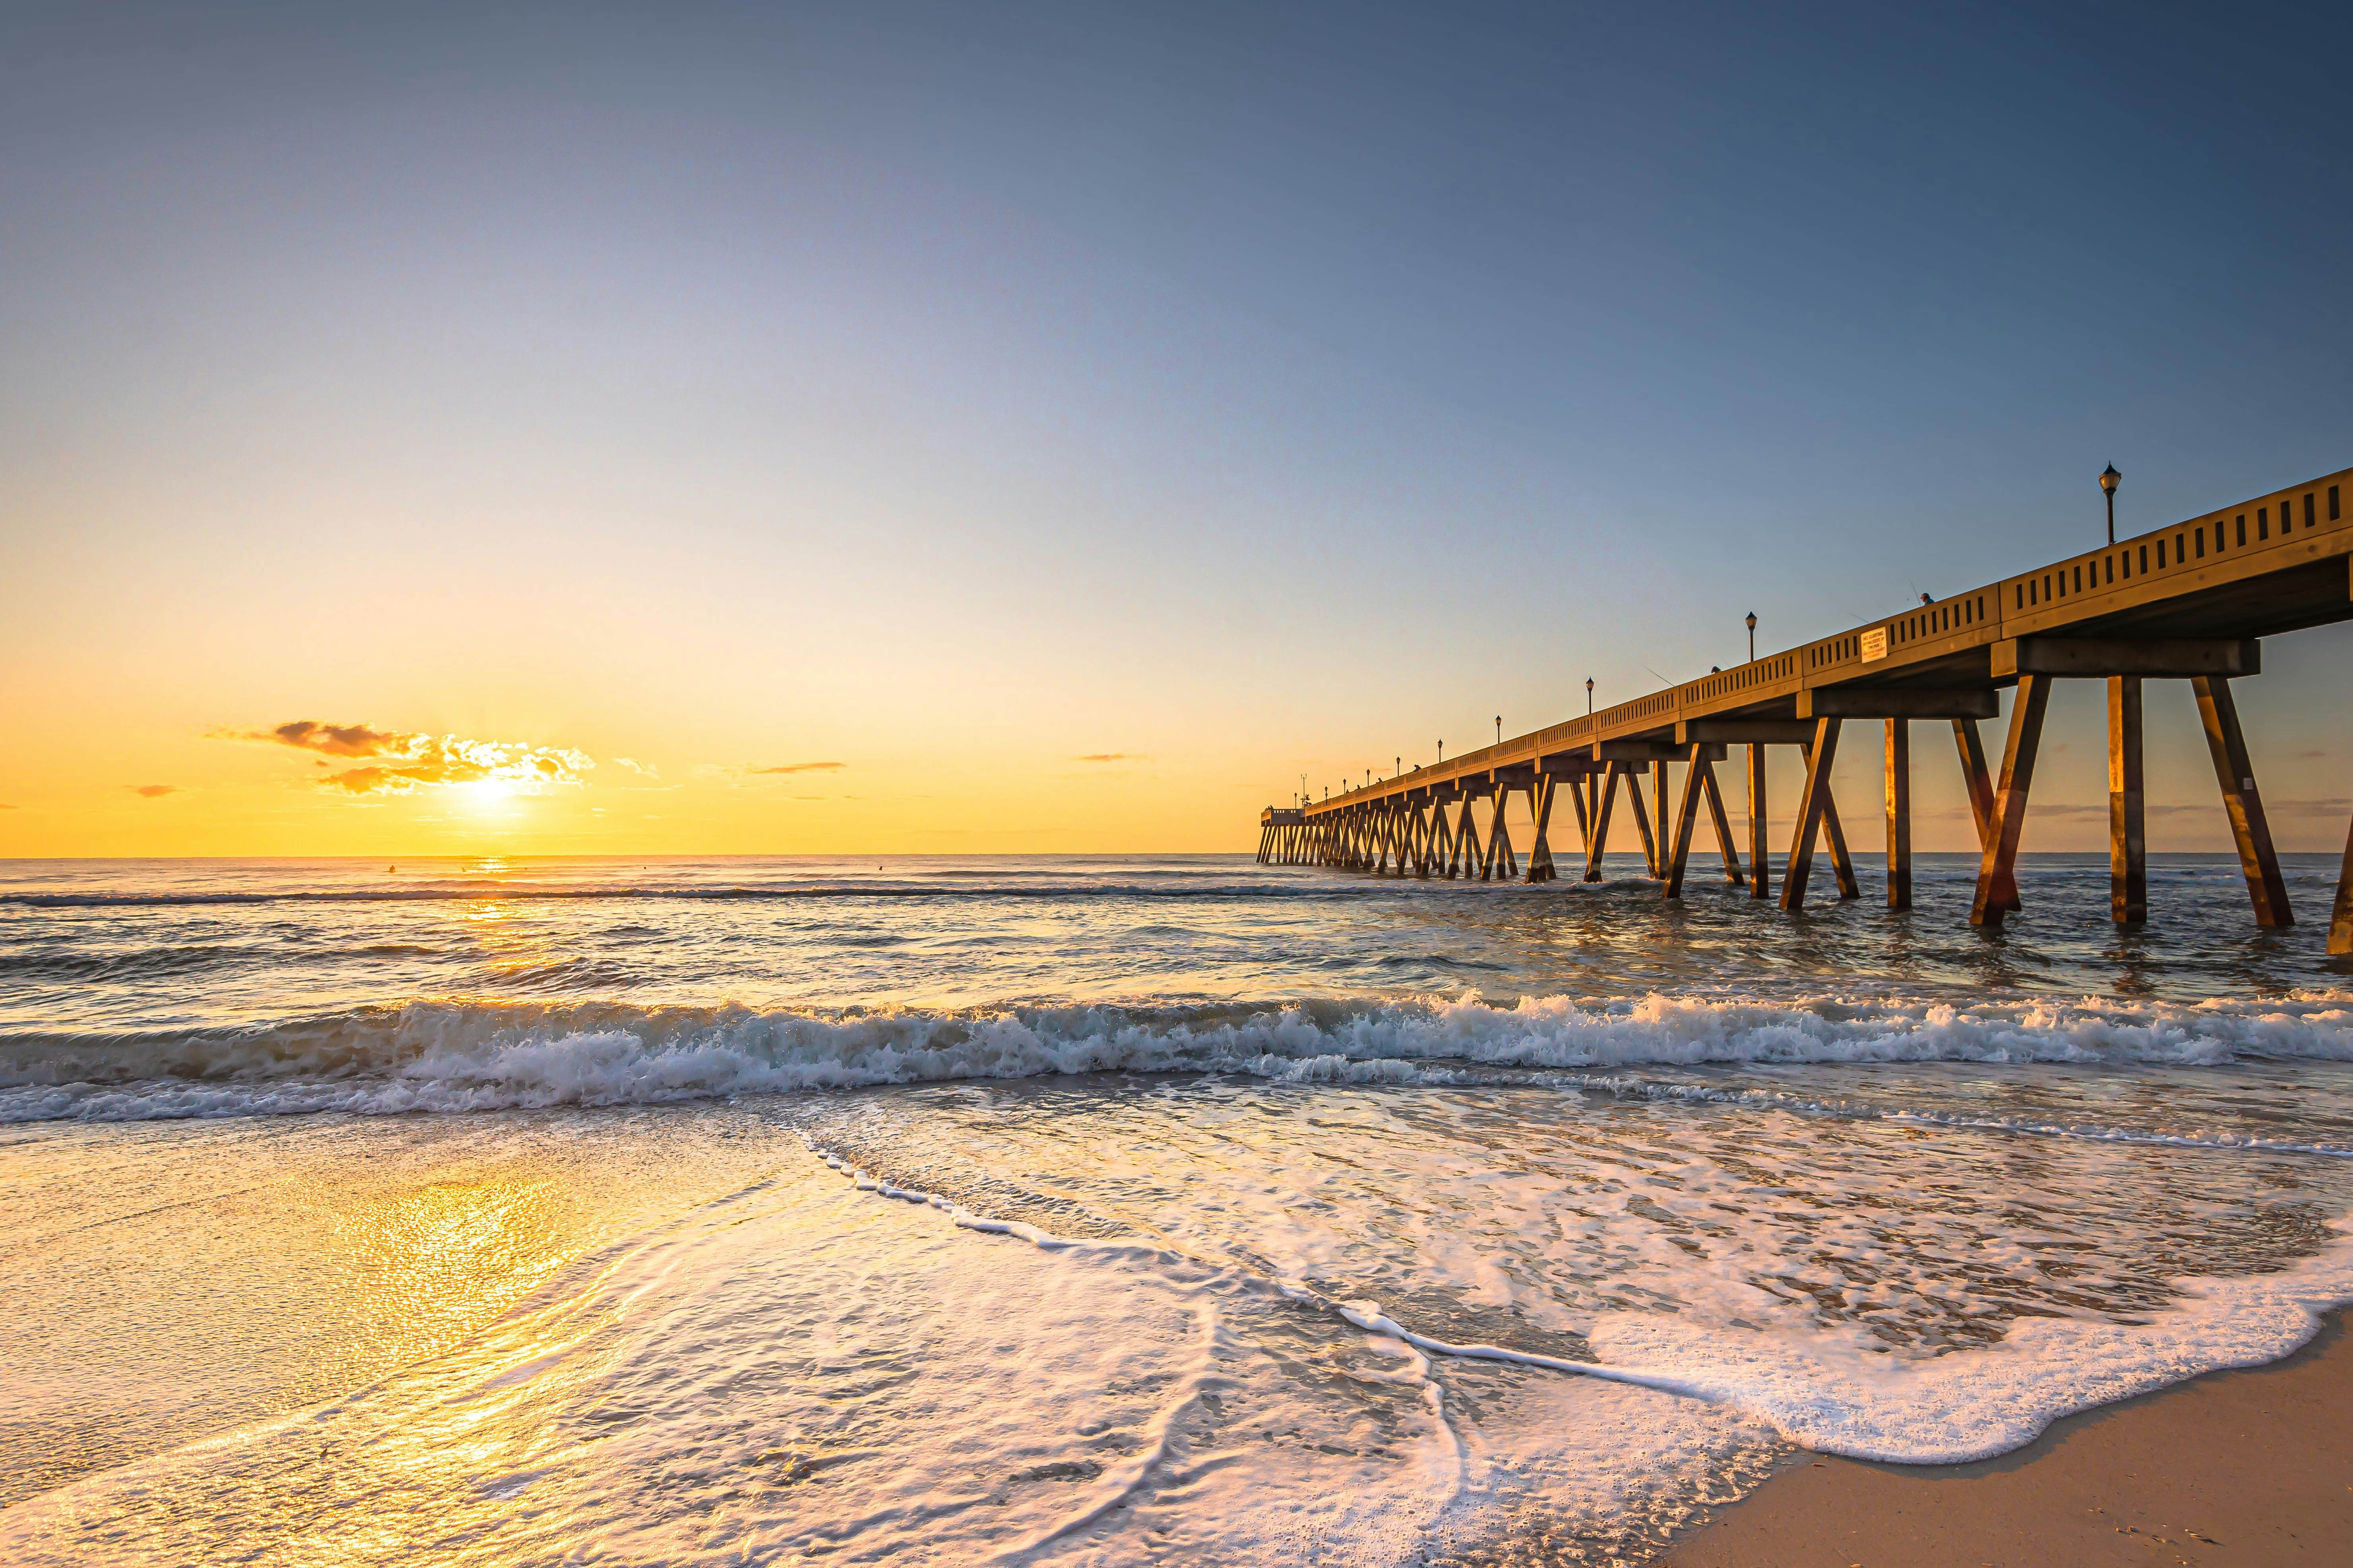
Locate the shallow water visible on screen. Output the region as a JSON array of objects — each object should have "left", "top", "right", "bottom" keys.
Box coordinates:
[{"left": 5, "top": 853, "right": 2353, "bottom": 1564}]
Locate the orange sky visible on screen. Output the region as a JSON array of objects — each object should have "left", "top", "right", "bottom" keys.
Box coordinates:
[
  {"left": 3, "top": 405, "right": 2348, "bottom": 858},
  {"left": 4, "top": 627, "right": 2349, "bottom": 859},
  {"left": 6, "top": 8, "right": 2351, "bottom": 860}
]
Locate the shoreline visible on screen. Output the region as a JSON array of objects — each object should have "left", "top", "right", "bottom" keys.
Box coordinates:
[{"left": 1657, "top": 1309, "right": 2353, "bottom": 1566}]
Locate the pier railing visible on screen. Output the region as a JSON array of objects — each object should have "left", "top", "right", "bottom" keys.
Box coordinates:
[{"left": 1257, "top": 465, "right": 2353, "bottom": 950}]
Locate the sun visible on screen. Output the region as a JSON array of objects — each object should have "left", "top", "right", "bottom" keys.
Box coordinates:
[{"left": 460, "top": 777, "right": 520, "bottom": 813}]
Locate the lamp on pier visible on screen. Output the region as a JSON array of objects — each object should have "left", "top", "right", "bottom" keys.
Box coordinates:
[
  {"left": 1745, "top": 611, "right": 1757, "bottom": 663},
  {"left": 2100, "top": 463, "right": 2122, "bottom": 545},
  {"left": 1584, "top": 678, "right": 1593, "bottom": 714},
  {"left": 1437, "top": 740, "right": 1444, "bottom": 763},
  {"left": 1494, "top": 715, "right": 1502, "bottom": 746}
]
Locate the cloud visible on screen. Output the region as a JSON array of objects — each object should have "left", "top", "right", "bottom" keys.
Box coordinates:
[
  {"left": 131, "top": 784, "right": 178, "bottom": 799},
  {"left": 0, "top": 803, "right": 16, "bottom": 810},
  {"left": 1074, "top": 753, "right": 1144, "bottom": 763},
  {"left": 244, "top": 720, "right": 409, "bottom": 758},
  {"left": 614, "top": 757, "right": 660, "bottom": 778},
  {"left": 2000, "top": 800, "right": 2235, "bottom": 821},
  {"left": 227, "top": 718, "right": 593, "bottom": 797},
  {"left": 750, "top": 761, "right": 846, "bottom": 775}
]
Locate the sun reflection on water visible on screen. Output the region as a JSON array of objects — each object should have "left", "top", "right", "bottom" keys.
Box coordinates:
[{"left": 315, "top": 1176, "right": 567, "bottom": 1396}]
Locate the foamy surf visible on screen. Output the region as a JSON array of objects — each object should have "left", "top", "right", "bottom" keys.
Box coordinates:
[
  {"left": 7, "top": 989, "right": 2353, "bottom": 1131},
  {"left": 811, "top": 1137, "right": 2353, "bottom": 1470},
  {"left": 13, "top": 854, "right": 2353, "bottom": 1563}
]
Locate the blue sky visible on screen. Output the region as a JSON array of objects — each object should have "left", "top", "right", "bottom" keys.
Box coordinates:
[{"left": 4, "top": 2, "right": 2349, "bottom": 853}]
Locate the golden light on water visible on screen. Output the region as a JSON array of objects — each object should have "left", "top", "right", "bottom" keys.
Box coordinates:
[{"left": 323, "top": 1177, "right": 567, "bottom": 1376}]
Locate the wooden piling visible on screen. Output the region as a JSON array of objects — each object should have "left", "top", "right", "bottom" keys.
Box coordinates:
[
  {"left": 1624, "top": 767, "right": 1659, "bottom": 879},
  {"left": 2108, "top": 676, "right": 2147, "bottom": 925},
  {"left": 1953, "top": 718, "right": 2017, "bottom": 912},
  {"left": 2330, "top": 812, "right": 2353, "bottom": 955},
  {"left": 1701, "top": 764, "right": 1745, "bottom": 884},
  {"left": 1664, "top": 746, "right": 1706, "bottom": 897},
  {"left": 1954, "top": 719, "right": 1996, "bottom": 848},
  {"left": 1819, "top": 759, "right": 1861, "bottom": 899},
  {"left": 1488, "top": 789, "right": 1519, "bottom": 880},
  {"left": 1526, "top": 776, "right": 1558, "bottom": 882},
  {"left": 2191, "top": 675, "right": 2291, "bottom": 927},
  {"left": 1569, "top": 772, "right": 1593, "bottom": 869},
  {"left": 1969, "top": 676, "right": 2051, "bottom": 927},
  {"left": 1650, "top": 760, "right": 1670, "bottom": 879},
  {"left": 1885, "top": 719, "right": 1912, "bottom": 911},
  {"left": 1747, "top": 742, "right": 1770, "bottom": 899},
  {"left": 1780, "top": 719, "right": 1844, "bottom": 910},
  {"left": 1586, "top": 765, "right": 1620, "bottom": 882}
]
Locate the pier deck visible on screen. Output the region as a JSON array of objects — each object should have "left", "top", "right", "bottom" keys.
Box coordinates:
[{"left": 1257, "top": 466, "right": 2353, "bottom": 950}]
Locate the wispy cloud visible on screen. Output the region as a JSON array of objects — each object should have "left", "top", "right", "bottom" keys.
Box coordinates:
[
  {"left": 2006, "top": 800, "right": 2238, "bottom": 820},
  {"left": 750, "top": 761, "right": 846, "bottom": 775},
  {"left": 131, "top": 784, "right": 178, "bottom": 799},
  {"left": 225, "top": 719, "right": 593, "bottom": 797},
  {"left": 1074, "top": 753, "right": 1144, "bottom": 763},
  {"left": 235, "top": 720, "right": 408, "bottom": 758},
  {"left": 614, "top": 757, "right": 660, "bottom": 779}
]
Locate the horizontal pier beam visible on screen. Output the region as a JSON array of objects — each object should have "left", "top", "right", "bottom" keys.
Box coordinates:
[
  {"left": 1992, "top": 637, "right": 2260, "bottom": 679},
  {"left": 1595, "top": 739, "right": 1726, "bottom": 762},
  {"left": 1799, "top": 687, "right": 1999, "bottom": 720},
  {"left": 1679, "top": 719, "right": 1817, "bottom": 744}
]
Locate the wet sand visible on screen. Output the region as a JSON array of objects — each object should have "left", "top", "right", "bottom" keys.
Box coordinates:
[{"left": 1659, "top": 1311, "right": 2353, "bottom": 1567}]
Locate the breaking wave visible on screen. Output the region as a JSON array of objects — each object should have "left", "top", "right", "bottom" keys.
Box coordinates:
[
  {"left": 7, "top": 989, "right": 2353, "bottom": 1129},
  {"left": 1, "top": 881, "right": 1367, "bottom": 909}
]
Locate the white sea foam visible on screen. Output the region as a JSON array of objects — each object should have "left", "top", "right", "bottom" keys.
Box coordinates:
[
  {"left": 0, "top": 1135, "right": 1479, "bottom": 1568},
  {"left": 811, "top": 1141, "right": 2353, "bottom": 1470},
  {"left": 7, "top": 989, "right": 2353, "bottom": 1127},
  {"left": 8, "top": 1088, "right": 2352, "bottom": 1566}
]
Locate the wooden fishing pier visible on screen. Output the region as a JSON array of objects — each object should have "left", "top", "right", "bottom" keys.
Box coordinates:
[{"left": 1258, "top": 464, "right": 2353, "bottom": 952}]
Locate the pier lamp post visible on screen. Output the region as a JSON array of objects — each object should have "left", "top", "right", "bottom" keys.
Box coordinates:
[
  {"left": 1395, "top": 756, "right": 1401, "bottom": 779},
  {"left": 1745, "top": 612, "right": 1757, "bottom": 663},
  {"left": 2100, "top": 464, "right": 2122, "bottom": 544},
  {"left": 1437, "top": 740, "right": 1444, "bottom": 763},
  {"left": 1585, "top": 678, "right": 1593, "bottom": 715},
  {"left": 1494, "top": 715, "right": 1502, "bottom": 746}
]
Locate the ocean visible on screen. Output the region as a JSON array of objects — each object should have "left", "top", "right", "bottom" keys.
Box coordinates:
[{"left": 5, "top": 851, "right": 2353, "bottom": 1565}]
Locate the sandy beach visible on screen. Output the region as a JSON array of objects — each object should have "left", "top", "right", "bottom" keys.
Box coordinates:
[{"left": 1661, "top": 1311, "right": 2353, "bottom": 1566}]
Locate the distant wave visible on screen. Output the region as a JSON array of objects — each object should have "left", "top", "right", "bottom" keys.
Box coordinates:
[
  {"left": 0, "top": 941, "right": 449, "bottom": 984},
  {"left": 6, "top": 990, "right": 2353, "bottom": 1131},
  {"left": 0, "top": 880, "right": 1389, "bottom": 909}
]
